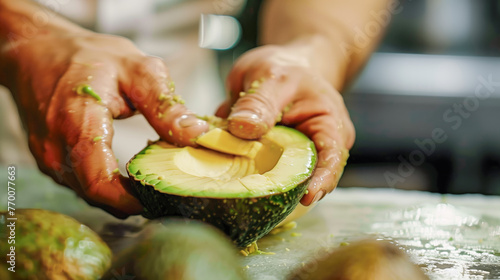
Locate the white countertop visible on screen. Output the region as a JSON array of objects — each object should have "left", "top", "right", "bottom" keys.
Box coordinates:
[{"left": 2, "top": 165, "right": 499, "bottom": 279}]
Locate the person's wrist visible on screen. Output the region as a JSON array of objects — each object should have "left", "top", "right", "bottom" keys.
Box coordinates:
[{"left": 277, "top": 34, "right": 350, "bottom": 91}]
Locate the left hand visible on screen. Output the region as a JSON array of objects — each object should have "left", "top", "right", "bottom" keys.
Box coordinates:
[
  {"left": 2, "top": 30, "right": 208, "bottom": 217},
  {"left": 217, "top": 44, "right": 355, "bottom": 206}
]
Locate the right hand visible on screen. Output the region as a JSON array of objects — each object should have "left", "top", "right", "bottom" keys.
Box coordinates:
[
  {"left": 2, "top": 29, "right": 209, "bottom": 218},
  {"left": 217, "top": 44, "right": 355, "bottom": 206}
]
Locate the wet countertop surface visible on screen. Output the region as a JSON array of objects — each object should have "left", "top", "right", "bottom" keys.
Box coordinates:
[{"left": 1, "top": 165, "right": 500, "bottom": 279}]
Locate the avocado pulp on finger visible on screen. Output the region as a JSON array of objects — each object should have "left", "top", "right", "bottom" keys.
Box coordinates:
[{"left": 127, "top": 126, "right": 317, "bottom": 247}]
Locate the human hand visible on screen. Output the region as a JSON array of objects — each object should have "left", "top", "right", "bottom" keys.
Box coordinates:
[
  {"left": 3, "top": 30, "right": 208, "bottom": 217},
  {"left": 217, "top": 44, "right": 355, "bottom": 206}
]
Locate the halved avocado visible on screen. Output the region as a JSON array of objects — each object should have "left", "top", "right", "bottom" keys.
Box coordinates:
[{"left": 127, "top": 126, "right": 316, "bottom": 247}]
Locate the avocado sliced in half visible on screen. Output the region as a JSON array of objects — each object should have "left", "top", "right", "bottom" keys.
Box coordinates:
[
  {"left": 127, "top": 126, "right": 317, "bottom": 247},
  {"left": 196, "top": 128, "right": 263, "bottom": 159}
]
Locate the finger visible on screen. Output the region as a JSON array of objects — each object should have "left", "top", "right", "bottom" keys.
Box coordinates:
[
  {"left": 67, "top": 61, "right": 136, "bottom": 119},
  {"left": 121, "top": 56, "right": 209, "bottom": 146},
  {"left": 214, "top": 61, "right": 249, "bottom": 118},
  {"left": 226, "top": 74, "right": 298, "bottom": 139},
  {"left": 65, "top": 106, "right": 143, "bottom": 216},
  {"left": 281, "top": 86, "right": 355, "bottom": 149},
  {"left": 224, "top": 47, "right": 262, "bottom": 99},
  {"left": 280, "top": 82, "right": 354, "bottom": 205},
  {"left": 295, "top": 116, "right": 350, "bottom": 206},
  {"left": 29, "top": 134, "right": 84, "bottom": 196},
  {"left": 221, "top": 45, "right": 301, "bottom": 112},
  {"left": 52, "top": 65, "right": 143, "bottom": 217}
]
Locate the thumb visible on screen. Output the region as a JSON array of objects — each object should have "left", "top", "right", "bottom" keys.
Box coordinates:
[{"left": 226, "top": 76, "right": 297, "bottom": 139}]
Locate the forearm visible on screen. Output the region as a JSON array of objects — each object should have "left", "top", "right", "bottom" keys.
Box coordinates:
[
  {"left": 0, "top": 0, "right": 85, "bottom": 87},
  {"left": 260, "top": 0, "right": 393, "bottom": 91}
]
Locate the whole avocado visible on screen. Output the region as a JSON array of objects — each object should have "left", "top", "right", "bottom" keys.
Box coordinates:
[
  {"left": 0, "top": 209, "right": 112, "bottom": 280},
  {"left": 103, "top": 220, "right": 247, "bottom": 280},
  {"left": 289, "top": 239, "right": 429, "bottom": 280}
]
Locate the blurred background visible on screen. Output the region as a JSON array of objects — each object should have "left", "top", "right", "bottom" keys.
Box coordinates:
[
  {"left": 2, "top": 0, "right": 500, "bottom": 196},
  {"left": 340, "top": 0, "right": 500, "bottom": 196},
  {"left": 223, "top": 0, "right": 500, "bottom": 196}
]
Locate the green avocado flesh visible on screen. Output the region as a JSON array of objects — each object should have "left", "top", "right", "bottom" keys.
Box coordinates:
[
  {"left": 0, "top": 209, "right": 112, "bottom": 280},
  {"left": 103, "top": 221, "right": 246, "bottom": 280},
  {"left": 127, "top": 126, "right": 317, "bottom": 246}
]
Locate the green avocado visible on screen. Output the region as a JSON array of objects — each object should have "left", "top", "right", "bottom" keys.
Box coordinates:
[
  {"left": 0, "top": 209, "right": 112, "bottom": 280},
  {"left": 288, "top": 239, "right": 429, "bottom": 280},
  {"left": 127, "top": 126, "right": 317, "bottom": 246},
  {"left": 103, "top": 220, "right": 246, "bottom": 280}
]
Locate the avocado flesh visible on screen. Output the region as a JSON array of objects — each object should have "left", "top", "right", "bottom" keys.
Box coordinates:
[
  {"left": 0, "top": 209, "right": 111, "bottom": 280},
  {"left": 128, "top": 126, "right": 315, "bottom": 198},
  {"left": 196, "top": 127, "right": 263, "bottom": 159},
  {"left": 127, "top": 126, "right": 317, "bottom": 246}
]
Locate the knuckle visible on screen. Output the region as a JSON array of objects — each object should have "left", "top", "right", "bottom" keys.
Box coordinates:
[
  {"left": 239, "top": 93, "right": 277, "bottom": 116},
  {"left": 128, "top": 84, "right": 148, "bottom": 102}
]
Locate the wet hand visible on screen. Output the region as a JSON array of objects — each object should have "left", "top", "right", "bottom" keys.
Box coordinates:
[
  {"left": 218, "top": 45, "right": 355, "bottom": 206},
  {"left": 4, "top": 30, "right": 208, "bottom": 217}
]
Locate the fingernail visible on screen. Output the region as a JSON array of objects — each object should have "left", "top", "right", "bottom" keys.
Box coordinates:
[
  {"left": 312, "top": 190, "right": 325, "bottom": 204},
  {"left": 179, "top": 115, "right": 205, "bottom": 128},
  {"left": 229, "top": 110, "right": 261, "bottom": 122}
]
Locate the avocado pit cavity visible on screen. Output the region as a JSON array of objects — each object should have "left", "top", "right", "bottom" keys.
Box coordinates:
[{"left": 127, "top": 126, "right": 317, "bottom": 246}]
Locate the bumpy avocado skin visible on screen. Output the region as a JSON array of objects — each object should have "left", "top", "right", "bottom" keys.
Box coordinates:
[
  {"left": 133, "top": 178, "right": 309, "bottom": 247},
  {"left": 0, "top": 209, "right": 112, "bottom": 280},
  {"left": 288, "top": 239, "right": 429, "bottom": 280},
  {"left": 103, "top": 220, "right": 247, "bottom": 280}
]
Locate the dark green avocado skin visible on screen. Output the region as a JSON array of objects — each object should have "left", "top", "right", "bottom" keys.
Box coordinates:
[
  {"left": 132, "top": 178, "right": 310, "bottom": 247},
  {"left": 103, "top": 221, "right": 247, "bottom": 280}
]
